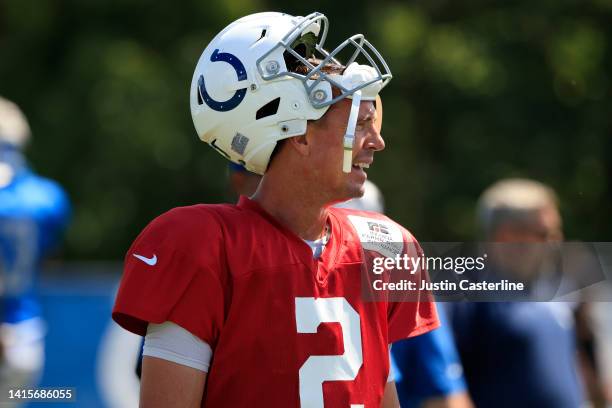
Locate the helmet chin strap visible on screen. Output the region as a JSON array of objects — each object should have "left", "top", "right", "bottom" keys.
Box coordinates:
[{"left": 342, "top": 90, "right": 362, "bottom": 173}]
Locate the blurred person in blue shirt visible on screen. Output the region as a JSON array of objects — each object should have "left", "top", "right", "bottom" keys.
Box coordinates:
[
  {"left": 449, "top": 178, "right": 584, "bottom": 408},
  {"left": 0, "top": 96, "right": 70, "bottom": 391}
]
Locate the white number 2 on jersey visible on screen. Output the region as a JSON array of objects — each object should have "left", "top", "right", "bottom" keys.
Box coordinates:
[{"left": 295, "top": 297, "right": 364, "bottom": 408}]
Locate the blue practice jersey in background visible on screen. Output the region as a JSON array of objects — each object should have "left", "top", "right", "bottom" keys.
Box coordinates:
[{"left": 0, "top": 145, "right": 70, "bottom": 324}]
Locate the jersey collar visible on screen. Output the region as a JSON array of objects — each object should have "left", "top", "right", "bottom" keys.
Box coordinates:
[{"left": 237, "top": 195, "right": 343, "bottom": 273}]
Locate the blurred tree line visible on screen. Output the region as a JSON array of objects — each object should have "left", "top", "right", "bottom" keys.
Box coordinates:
[{"left": 0, "top": 0, "right": 610, "bottom": 260}]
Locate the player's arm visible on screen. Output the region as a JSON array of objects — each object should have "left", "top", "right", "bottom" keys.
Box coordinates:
[
  {"left": 139, "top": 321, "right": 213, "bottom": 407},
  {"left": 112, "top": 207, "right": 226, "bottom": 406},
  {"left": 140, "top": 356, "right": 207, "bottom": 408},
  {"left": 381, "top": 381, "right": 400, "bottom": 408}
]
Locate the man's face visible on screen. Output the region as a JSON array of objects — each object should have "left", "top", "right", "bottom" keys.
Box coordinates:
[
  {"left": 306, "top": 98, "right": 385, "bottom": 204},
  {"left": 491, "top": 205, "right": 563, "bottom": 280},
  {"left": 494, "top": 205, "right": 563, "bottom": 243}
]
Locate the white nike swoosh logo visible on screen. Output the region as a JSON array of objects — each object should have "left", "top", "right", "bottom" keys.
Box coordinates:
[{"left": 133, "top": 253, "right": 157, "bottom": 266}]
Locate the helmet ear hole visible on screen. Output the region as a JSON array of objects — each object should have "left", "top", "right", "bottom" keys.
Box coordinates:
[{"left": 255, "top": 97, "right": 281, "bottom": 120}]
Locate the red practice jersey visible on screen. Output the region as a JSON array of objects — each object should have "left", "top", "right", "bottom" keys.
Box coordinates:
[{"left": 113, "top": 196, "right": 438, "bottom": 407}]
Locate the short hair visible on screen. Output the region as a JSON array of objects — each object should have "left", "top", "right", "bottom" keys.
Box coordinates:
[
  {"left": 0, "top": 96, "right": 31, "bottom": 148},
  {"left": 477, "top": 178, "right": 559, "bottom": 238},
  {"left": 290, "top": 59, "right": 345, "bottom": 77}
]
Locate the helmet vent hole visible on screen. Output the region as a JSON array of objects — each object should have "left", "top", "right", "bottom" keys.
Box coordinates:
[
  {"left": 197, "top": 75, "right": 204, "bottom": 105},
  {"left": 255, "top": 97, "right": 280, "bottom": 120},
  {"left": 253, "top": 29, "right": 267, "bottom": 45}
]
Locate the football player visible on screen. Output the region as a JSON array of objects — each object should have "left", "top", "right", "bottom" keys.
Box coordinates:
[
  {"left": 113, "top": 12, "right": 438, "bottom": 407},
  {"left": 0, "top": 96, "right": 70, "bottom": 395}
]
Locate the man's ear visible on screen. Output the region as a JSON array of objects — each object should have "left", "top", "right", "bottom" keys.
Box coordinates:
[{"left": 287, "top": 134, "right": 310, "bottom": 156}]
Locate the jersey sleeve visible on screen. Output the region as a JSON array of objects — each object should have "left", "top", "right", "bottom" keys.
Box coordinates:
[
  {"left": 387, "top": 231, "right": 439, "bottom": 343},
  {"left": 21, "top": 176, "right": 71, "bottom": 255},
  {"left": 112, "top": 206, "right": 228, "bottom": 348},
  {"left": 392, "top": 306, "right": 467, "bottom": 405},
  {"left": 40, "top": 179, "right": 71, "bottom": 234}
]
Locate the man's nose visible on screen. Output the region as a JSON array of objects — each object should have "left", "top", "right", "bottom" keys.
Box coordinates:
[{"left": 366, "top": 127, "right": 385, "bottom": 152}]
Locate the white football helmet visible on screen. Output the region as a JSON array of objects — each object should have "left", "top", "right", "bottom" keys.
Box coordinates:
[{"left": 190, "top": 11, "right": 391, "bottom": 175}]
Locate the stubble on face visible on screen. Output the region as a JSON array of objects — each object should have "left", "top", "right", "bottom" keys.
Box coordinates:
[{"left": 306, "top": 99, "right": 381, "bottom": 205}]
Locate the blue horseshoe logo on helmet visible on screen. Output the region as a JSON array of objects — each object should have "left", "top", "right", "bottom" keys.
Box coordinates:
[{"left": 198, "top": 49, "right": 248, "bottom": 112}]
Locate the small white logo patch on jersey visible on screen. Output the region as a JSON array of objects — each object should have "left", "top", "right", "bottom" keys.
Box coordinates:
[
  {"left": 347, "top": 215, "right": 404, "bottom": 258},
  {"left": 133, "top": 253, "right": 157, "bottom": 266}
]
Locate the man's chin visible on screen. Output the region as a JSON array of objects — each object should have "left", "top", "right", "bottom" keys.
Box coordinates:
[
  {"left": 346, "top": 180, "right": 366, "bottom": 200},
  {"left": 325, "top": 182, "right": 365, "bottom": 208}
]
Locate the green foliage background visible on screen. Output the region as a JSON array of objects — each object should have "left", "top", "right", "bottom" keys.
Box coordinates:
[{"left": 1, "top": 0, "right": 610, "bottom": 260}]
